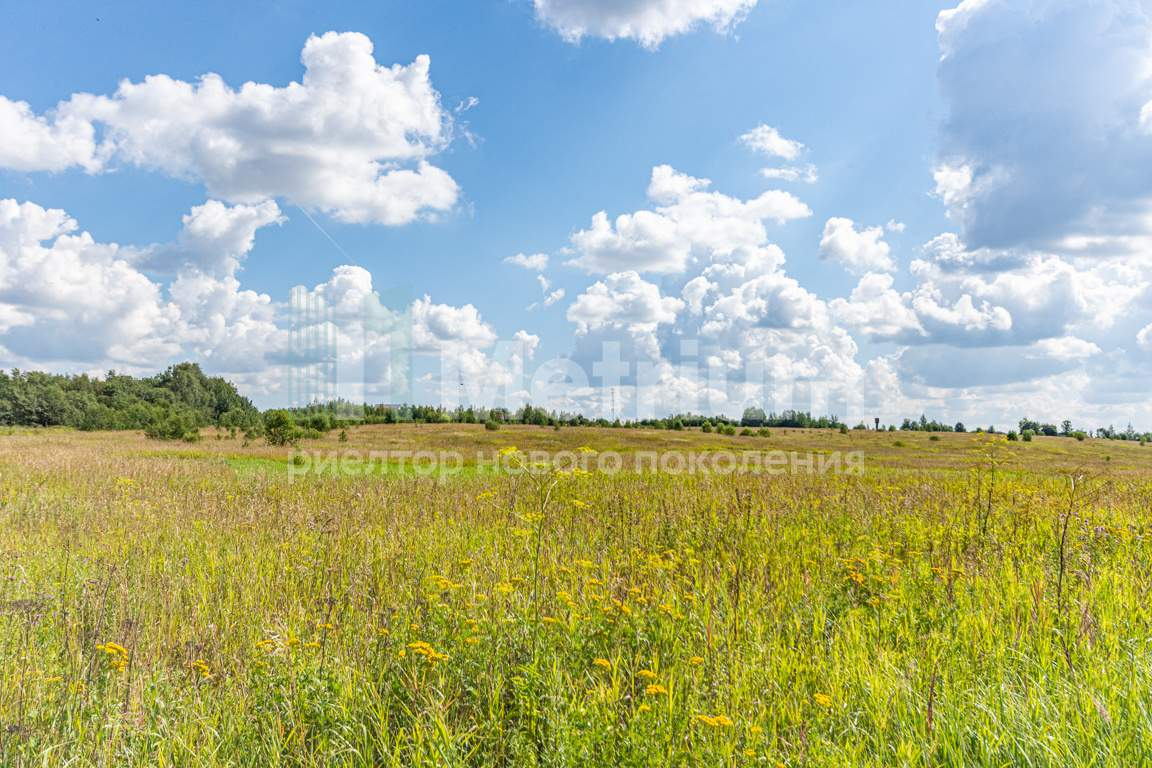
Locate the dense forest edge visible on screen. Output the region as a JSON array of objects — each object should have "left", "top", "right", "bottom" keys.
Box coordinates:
[{"left": 0, "top": 363, "right": 1147, "bottom": 445}]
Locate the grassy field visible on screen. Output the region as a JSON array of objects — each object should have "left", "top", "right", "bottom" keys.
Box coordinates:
[{"left": 1, "top": 425, "right": 1151, "bottom": 766}]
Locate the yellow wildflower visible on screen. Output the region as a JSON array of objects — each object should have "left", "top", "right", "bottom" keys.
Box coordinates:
[
  {"left": 696, "top": 713, "right": 734, "bottom": 728},
  {"left": 96, "top": 642, "right": 129, "bottom": 672}
]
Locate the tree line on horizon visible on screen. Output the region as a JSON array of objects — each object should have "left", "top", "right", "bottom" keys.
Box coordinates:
[
  {"left": 0, "top": 364, "right": 1146, "bottom": 444},
  {"left": 0, "top": 363, "right": 259, "bottom": 440}
]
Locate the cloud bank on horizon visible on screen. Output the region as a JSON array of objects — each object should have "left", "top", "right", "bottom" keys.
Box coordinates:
[{"left": 0, "top": 0, "right": 1150, "bottom": 427}]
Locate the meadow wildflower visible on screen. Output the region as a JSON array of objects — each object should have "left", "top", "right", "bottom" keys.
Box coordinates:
[
  {"left": 96, "top": 642, "right": 129, "bottom": 672},
  {"left": 696, "top": 714, "right": 734, "bottom": 728},
  {"left": 407, "top": 641, "right": 448, "bottom": 662}
]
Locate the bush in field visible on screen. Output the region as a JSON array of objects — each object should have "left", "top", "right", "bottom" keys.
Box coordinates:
[
  {"left": 303, "top": 413, "right": 332, "bottom": 432},
  {"left": 144, "top": 410, "right": 201, "bottom": 442},
  {"left": 263, "top": 410, "right": 298, "bottom": 446}
]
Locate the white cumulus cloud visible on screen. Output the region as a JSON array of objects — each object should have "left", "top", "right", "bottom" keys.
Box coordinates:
[
  {"left": 1138, "top": 323, "right": 1152, "bottom": 351},
  {"left": 819, "top": 218, "right": 895, "bottom": 274},
  {"left": 760, "top": 165, "right": 818, "bottom": 184},
  {"left": 533, "top": 0, "right": 758, "bottom": 48},
  {"left": 0, "top": 199, "right": 179, "bottom": 364},
  {"left": 567, "top": 271, "right": 684, "bottom": 333},
  {"left": 0, "top": 32, "right": 459, "bottom": 226},
  {"left": 504, "top": 252, "right": 550, "bottom": 271},
  {"left": 566, "top": 164, "right": 810, "bottom": 274},
  {"left": 740, "top": 124, "right": 804, "bottom": 161}
]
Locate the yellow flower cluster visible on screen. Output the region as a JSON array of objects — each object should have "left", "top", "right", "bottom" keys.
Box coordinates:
[
  {"left": 96, "top": 642, "right": 129, "bottom": 673},
  {"left": 407, "top": 641, "right": 449, "bottom": 663},
  {"left": 429, "top": 574, "right": 463, "bottom": 591},
  {"left": 696, "top": 713, "right": 733, "bottom": 728}
]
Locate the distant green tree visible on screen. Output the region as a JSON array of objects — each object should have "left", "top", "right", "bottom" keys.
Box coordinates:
[{"left": 740, "top": 407, "right": 767, "bottom": 427}]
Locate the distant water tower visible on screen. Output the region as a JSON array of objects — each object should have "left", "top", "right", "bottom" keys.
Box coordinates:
[{"left": 874, "top": 417, "right": 880, "bottom": 431}]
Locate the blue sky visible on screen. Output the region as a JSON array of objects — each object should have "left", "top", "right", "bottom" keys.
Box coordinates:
[{"left": 1, "top": 0, "right": 1151, "bottom": 428}]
